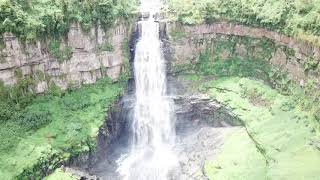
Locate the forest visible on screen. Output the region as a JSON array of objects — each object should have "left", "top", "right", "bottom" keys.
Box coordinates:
[{"left": 0, "top": 0, "right": 137, "bottom": 42}]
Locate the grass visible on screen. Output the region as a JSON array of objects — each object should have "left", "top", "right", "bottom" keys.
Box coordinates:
[
  {"left": 97, "top": 42, "right": 114, "bottom": 52},
  {"left": 169, "top": 29, "right": 187, "bottom": 41},
  {"left": 201, "top": 77, "right": 320, "bottom": 180},
  {"left": 44, "top": 168, "right": 78, "bottom": 180},
  {"left": 0, "top": 78, "right": 124, "bottom": 179},
  {"left": 205, "top": 128, "right": 267, "bottom": 180}
]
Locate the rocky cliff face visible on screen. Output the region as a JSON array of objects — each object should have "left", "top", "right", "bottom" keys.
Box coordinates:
[
  {"left": 167, "top": 22, "right": 320, "bottom": 86},
  {"left": 0, "top": 21, "right": 132, "bottom": 93}
]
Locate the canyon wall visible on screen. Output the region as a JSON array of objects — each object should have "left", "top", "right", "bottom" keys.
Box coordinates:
[
  {"left": 0, "top": 21, "right": 132, "bottom": 93},
  {"left": 168, "top": 22, "right": 320, "bottom": 86}
]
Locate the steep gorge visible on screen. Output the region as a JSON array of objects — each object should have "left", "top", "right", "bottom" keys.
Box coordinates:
[{"left": 1, "top": 0, "right": 320, "bottom": 179}]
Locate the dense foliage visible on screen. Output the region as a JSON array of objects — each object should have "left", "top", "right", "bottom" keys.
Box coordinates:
[
  {"left": 167, "top": 0, "right": 320, "bottom": 46},
  {"left": 48, "top": 40, "right": 73, "bottom": 63},
  {"left": 0, "top": 77, "right": 124, "bottom": 178},
  {"left": 0, "top": 0, "right": 137, "bottom": 41}
]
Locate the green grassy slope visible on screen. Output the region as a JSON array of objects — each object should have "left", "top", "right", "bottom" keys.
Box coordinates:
[
  {"left": 205, "top": 128, "right": 267, "bottom": 180},
  {"left": 202, "top": 77, "right": 320, "bottom": 180},
  {"left": 0, "top": 78, "right": 124, "bottom": 179},
  {"left": 44, "top": 168, "right": 78, "bottom": 180}
]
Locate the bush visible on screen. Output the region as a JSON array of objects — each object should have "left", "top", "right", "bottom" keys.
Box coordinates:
[
  {"left": 0, "top": 123, "right": 21, "bottom": 151},
  {"left": 0, "top": 0, "right": 138, "bottom": 42},
  {"left": 97, "top": 42, "right": 114, "bottom": 52},
  {"left": 0, "top": 102, "right": 14, "bottom": 123},
  {"left": 48, "top": 40, "right": 73, "bottom": 63},
  {"left": 168, "top": 0, "right": 320, "bottom": 46},
  {"left": 15, "top": 108, "right": 52, "bottom": 131},
  {"left": 62, "top": 91, "right": 91, "bottom": 111}
]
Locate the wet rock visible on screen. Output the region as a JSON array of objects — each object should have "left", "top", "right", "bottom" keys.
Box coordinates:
[
  {"left": 174, "top": 95, "right": 241, "bottom": 130},
  {"left": 65, "top": 167, "right": 100, "bottom": 180},
  {"left": 175, "top": 126, "right": 241, "bottom": 179},
  {"left": 139, "top": 12, "right": 150, "bottom": 19}
]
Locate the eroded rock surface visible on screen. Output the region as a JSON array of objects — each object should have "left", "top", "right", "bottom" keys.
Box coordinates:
[
  {"left": 167, "top": 22, "right": 320, "bottom": 85},
  {"left": 175, "top": 127, "right": 241, "bottom": 180},
  {"left": 0, "top": 22, "right": 131, "bottom": 92}
]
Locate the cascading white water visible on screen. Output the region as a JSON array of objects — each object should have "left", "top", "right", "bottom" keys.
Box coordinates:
[{"left": 117, "top": 0, "right": 178, "bottom": 179}]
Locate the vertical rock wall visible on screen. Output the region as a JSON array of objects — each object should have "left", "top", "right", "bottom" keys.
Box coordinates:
[
  {"left": 167, "top": 22, "right": 320, "bottom": 86},
  {"left": 0, "top": 21, "right": 132, "bottom": 93}
]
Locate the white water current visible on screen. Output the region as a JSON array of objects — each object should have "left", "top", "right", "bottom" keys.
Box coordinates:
[{"left": 117, "top": 0, "right": 178, "bottom": 179}]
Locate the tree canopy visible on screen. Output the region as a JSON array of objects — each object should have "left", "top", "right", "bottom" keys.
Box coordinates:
[
  {"left": 167, "top": 0, "right": 320, "bottom": 46},
  {"left": 0, "top": 0, "right": 137, "bottom": 41}
]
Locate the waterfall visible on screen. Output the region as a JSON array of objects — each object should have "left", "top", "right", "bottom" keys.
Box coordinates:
[{"left": 117, "top": 0, "right": 178, "bottom": 179}]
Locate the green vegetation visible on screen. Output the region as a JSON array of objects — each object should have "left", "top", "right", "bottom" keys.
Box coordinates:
[
  {"left": 202, "top": 77, "right": 320, "bottom": 179},
  {"left": 172, "top": 31, "right": 320, "bottom": 179},
  {"left": 118, "top": 37, "right": 132, "bottom": 83},
  {"left": 0, "top": 77, "right": 36, "bottom": 121},
  {"left": 0, "top": 0, "right": 138, "bottom": 42},
  {"left": 167, "top": 0, "right": 320, "bottom": 46},
  {"left": 97, "top": 41, "right": 114, "bottom": 52},
  {"left": 44, "top": 168, "right": 78, "bottom": 180},
  {"left": 172, "top": 35, "right": 276, "bottom": 81},
  {"left": 0, "top": 78, "right": 124, "bottom": 179},
  {"left": 48, "top": 40, "right": 73, "bottom": 63},
  {"left": 205, "top": 128, "right": 267, "bottom": 180},
  {"left": 169, "top": 29, "right": 187, "bottom": 41},
  {"left": 172, "top": 33, "right": 320, "bottom": 127}
]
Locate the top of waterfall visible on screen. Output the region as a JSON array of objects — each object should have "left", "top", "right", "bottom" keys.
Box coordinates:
[{"left": 139, "top": 0, "right": 162, "bottom": 14}]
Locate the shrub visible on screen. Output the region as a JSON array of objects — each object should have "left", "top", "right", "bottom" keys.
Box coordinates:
[
  {"left": 62, "top": 91, "right": 91, "bottom": 111},
  {"left": 168, "top": 0, "right": 320, "bottom": 47},
  {"left": 0, "top": 0, "right": 137, "bottom": 42},
  {"left": 15, "top": 108, "right": 52, "bottom": 131},
  {"left": 48, "top": 40, "right": 73, "bottom": 63},
  {"left": 97, "top": 42, "right": 114, "bottom": 52},
  {"left": 0, "top": 102, "right": 14, "bottom": 123}
]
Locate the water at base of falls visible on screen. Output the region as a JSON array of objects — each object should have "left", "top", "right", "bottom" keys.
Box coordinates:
[{"left": 116, "top": 0, "right": 178, "bottom": 179}]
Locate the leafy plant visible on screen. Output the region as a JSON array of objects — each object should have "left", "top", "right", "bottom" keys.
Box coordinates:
[
  {"left": 170, "top": 29, "right": 187, "bottom": 41},
  {"left": 97, "top": 42, "right": 114, "bottom": 52},
  {"left": 0, "top": 0, "right": 138, "bottom": 42},
  {"left": 168, "top": 0, "right": 320, "bottom": 47},
  {"left": 62, "top": 91, "right": 91, "bottom": 111},
  {"left": 48, "top": 40, "right": 73, "bottom": 63},
  {"left": 15, "top": 108, "right": 52, "bottom": 131},
  {"left": 303, "top": 57, "right": 319, "bottom": 72}
]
